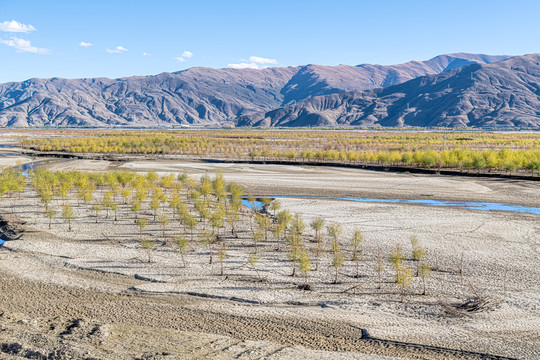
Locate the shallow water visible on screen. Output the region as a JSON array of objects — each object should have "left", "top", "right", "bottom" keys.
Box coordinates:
[
  {"left": 241, "top": 199, "right": 264, "bottom": 211},
  {"left": 13, "top": 159, "right": 68, "bottom": 177},
  {"left": 273, "top": 195, "right": 540, "bottom": 215},
  {"left": 0, "top": 239, "right": 5, "bottom": 246}
]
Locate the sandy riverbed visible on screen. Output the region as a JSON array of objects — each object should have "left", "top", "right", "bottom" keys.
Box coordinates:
[{"left": 0, "top": 157, "right": 538, "bottom": 359}]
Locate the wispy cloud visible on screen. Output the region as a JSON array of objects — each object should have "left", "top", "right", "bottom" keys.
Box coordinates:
[
  {"left": 106, "top": 45, "right": 128, "bottom": 53},
  {"left": 142, "top": 52, "right": 151, "bottom": 56},
  {"left": 248, "top": 56, "right": 277, "bottom": 64},
  {"left": 228, "top": 55, "right": 278, "bottom": 69},
  {"left": 0, "top": 37, "right": 48, "bottom": 54},
  {"left": 79, "top": 41, "right": 93, "bottom": 47},
  {"left": 0, "top": 20, "right": 36, "bottom": 33},
  {"left": 227, "top": 62, "right": 260, "bottom": 69},
  {"left": 176, "top": 50, "right": 193, "bottom": 62}
]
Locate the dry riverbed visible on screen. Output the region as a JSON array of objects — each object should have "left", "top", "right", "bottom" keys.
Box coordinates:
[{"left": 0, "top": 157, "right": 539, "bottom": 359}]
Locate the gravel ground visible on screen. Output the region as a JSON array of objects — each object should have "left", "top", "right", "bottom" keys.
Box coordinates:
[{"left": 0, "top": 157, "right": 538, "bottom": 359}]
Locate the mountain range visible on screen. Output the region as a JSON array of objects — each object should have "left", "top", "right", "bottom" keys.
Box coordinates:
[
  {"left": 2, "top": 52, "right": 540, "bottom": 128},
  {"left": 238, "top": 54, "right": 540, "bottom": 128}
]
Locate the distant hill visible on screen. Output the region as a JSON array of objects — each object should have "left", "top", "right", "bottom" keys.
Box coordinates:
[
  {"left": 0, "top": 53, "right": 508, "bottom": 127},
  {"left": 237, "top": 54, "right": 540, "bottom": 128}
]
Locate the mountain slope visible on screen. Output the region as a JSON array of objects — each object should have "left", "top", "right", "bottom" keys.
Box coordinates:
[
  {"left": 237, "top": 54, "right": 540, "bottom": 128},
  {"left": 0, "top": 53, "right": 508, "bottom": 127}
]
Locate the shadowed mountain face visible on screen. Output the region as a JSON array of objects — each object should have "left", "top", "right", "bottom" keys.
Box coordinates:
[
  {"left": 0, "top": 53, "right": 508, "bottom": 127},
  {"left": 237, "top": 54, "right": 540, "bottom": 128}
]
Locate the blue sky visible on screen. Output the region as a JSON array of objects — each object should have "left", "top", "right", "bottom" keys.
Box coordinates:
[{"left": 0, "top": 0, "right": 539, "bottom": 83}]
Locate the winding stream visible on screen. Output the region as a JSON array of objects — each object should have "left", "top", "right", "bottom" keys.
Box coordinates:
[{"left": 269, "top": 196, "right": 540, "bottom": 215}]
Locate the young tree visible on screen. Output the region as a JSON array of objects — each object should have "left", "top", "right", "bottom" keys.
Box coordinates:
[
  {"left": 174, "top": 234, "right": 189, "bottom": 268},
  {"left": 91, "top": 202, "right": 103, "bottom": 224},
  {"left": 210, "top": 203, "right": 226, "bottom": 237},
  {"left": 310, "top": 217, "right": 325, "bottom": 270},
  {"left": 136, "top": 217, "right": 148, "bottom": 236},
  {"left": 275, "top": 210, "right": 292, "bottom": 250},
  {"left": 351, "top": 228, "right": 363, "bottom": 278},
  {"left": 217, "top": 240, "right": 227, "bottom": 276},
  {"left": 260, "top": 197, "right": 272, "bottom": 210},
  {"left": 103, "top": 191, "right": 117, "bottom": 219},
  {"left": 110, "top": 200, "right": 119, "bottom": 222},
  {"left": 121, "top": 187, "right": 131, "bottom": 205},
  {"left": 298, "top": 247, "right": 311, "bottom": 289},
  {"left": 45, "top": 208, "right": 56, "bottom": 229},
  {"left": 287, "top": 232, "right": 302, "bottom": 277},
  {"left": 256, "top": 213, "right": 271, "bottom": 241},
  {"left": 184, "top": 214, "right": 197, "bottom": 243},
  {"left": 158, "top": 213, "right": 170, "bottom": 245},
  {"left": 418, "top": 262, "right": 432, "bottom": 295},
  {"left": 410, "top": 235, "right": 426, "bottom": 275},
  {"left": 253, "top": 229, "right": 264, "bottom": 255},
  {"left": 199, "top": 230, "right": 214, "bottom": 264},
  {"left": 376, "top": 248, "right": 384, "bottom": 289},
  {"left": 150, "top": 193, "right": 161, "bottom": 221},
  {"left": 389, "top": 244, "right": 404, "bottom": 282},
  {"left": 225, "top": 201, "right": 241, "bottom": 238},
  {"left": 248, "top": 253, "right": 261, "bottom": 280},
  {"left": 62, "top": 202, "right": 74, "bottom": 231},
  {"left": 331, "top": 239, "right": 344, "bottom": 284},
  {"left": 140, "top": 237, "right": 154, "bottom": 263},
  {"left": 269, "top": 199, "right": 281, "bottom": 218},
  {"left": 131, "top": 200, "right": 141, "bottom": 220},
  {"left": 327, "top": 223, "right": 344, "bottom": 284},
  {"left": 395, "top": 265, "right": 414, "bottom": 302}
]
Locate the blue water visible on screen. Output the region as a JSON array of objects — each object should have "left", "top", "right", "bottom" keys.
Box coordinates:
[
  {"left": 12, "top": 159, "right": 68, "bottom": 178},
  {"left": 272, "top": 196, "right": 540, "bottom": 215},
  {"left": 241, "top": 199, "right": 264, "bottom": 211},
  {"left": 0, "top": 239, "right": 5, "bottom": 246}
]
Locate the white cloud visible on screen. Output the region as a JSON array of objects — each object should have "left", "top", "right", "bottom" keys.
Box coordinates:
[
  {"left": 142, "top": 52, "right": 151, "bottom": 56},
  {"left": 248, "top": 56, "right": 277, "bottom": 64},
  {"left": 0, "top": 20, "right": 36, "bottom": 33},
  {"left": 106, "top": 45, "right": 128, "bottom": 53},
  {"left": 0, "top": 37, "right": 48, "bottom": 54},
  {"left": 79, "top": 41, "right": 93, "bottom": 47},
  {"left": 227, "top": 62, "right": 259, "bottom": 69},
  {"left": 228, "top": 55, "right": 278, "bottom": 69},
  {"left": 176, "top": 50, "right": 193, "bottom": 62}
]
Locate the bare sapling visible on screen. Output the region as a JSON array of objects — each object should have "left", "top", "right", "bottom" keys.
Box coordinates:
[
  {"left": 298, "top": 247, "right": 311, "bottom": 290},
  {"left": 376, "top": 247, "right": 384, "bottom": 289},
  {"left": 310, "top": 217, "right": 325, "bottom": 270},
  {"left": 418, "top": 262, "right": 432, "bottom": 295},
  {"left": 158, "top": 212, "right": 170, "bottom": 245},
  {"left": 217, "top": 240, "right": 227, "bottom": 276},
  {"left": 248, "top": 253, "right": 261, "bottom": 280},
  {"left": 45, "top": 208, "right": 56, "bottom": 229},
  {"left": 460, "top": 251, "right": 464, "bottom": 283},
  {"left": 199, "top": 230, "right": 214, "bottom": 264},
  {"left": 389, "top": 244, "right": 404, "bottom": 282},
  {"left": 351, "top": 228, "right": 363, "bottom": 278}
]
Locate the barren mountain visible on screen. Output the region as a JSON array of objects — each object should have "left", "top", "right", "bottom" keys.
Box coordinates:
[
  {"left": 0, "top": 53, "right": 507, "bottom": 127},
  {"left": 238, "top": 54, "right": 540, "bottom": 128}
]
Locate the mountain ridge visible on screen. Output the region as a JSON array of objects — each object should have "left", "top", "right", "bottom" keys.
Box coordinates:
[
  {"left": 237, "top": 54, "right": 540, "bottom": 128},
  {"left": 0, "top": 53, "right": 510, "bottom": 127}
]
